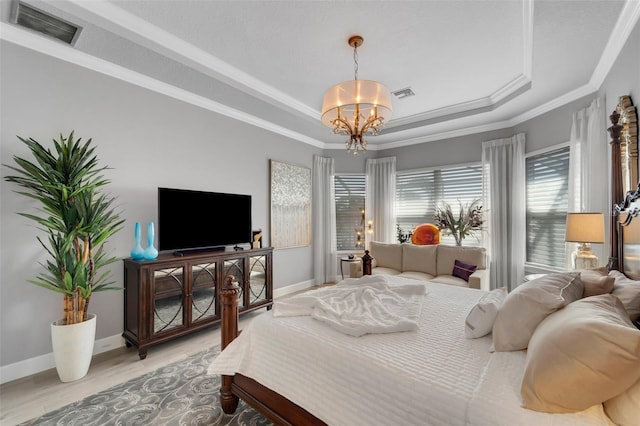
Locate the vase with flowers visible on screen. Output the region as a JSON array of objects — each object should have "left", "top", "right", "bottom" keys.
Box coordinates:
[{"left": 434, "top": 199, "right": 483, "bottom": 246}]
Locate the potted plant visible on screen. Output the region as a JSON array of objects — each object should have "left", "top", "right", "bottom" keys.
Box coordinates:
[
  {"left": 4, "top": 131, "right": 124, "bottom": 382},
  {"left": 434, "top": 198, "right": 483, "bottom": 246}
]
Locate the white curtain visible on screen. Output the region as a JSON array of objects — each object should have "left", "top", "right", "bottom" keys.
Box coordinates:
[
  {"left": 312, "top": 155, "right": 337, "bottom": 285},
  {"left": 482, "top": 133, "right": 526, "bottom": 290},
  {"left": 365, "top": 157, "right": 396, "bottom": 245},
  {"left": 566, "top": 96, "right": 608, "bottom": 268}
]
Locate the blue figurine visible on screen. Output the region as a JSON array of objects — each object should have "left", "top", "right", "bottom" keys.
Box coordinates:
[
  {"left": 143, "top": 221, "right": 159, "bottom": 260},
  {"left": 130, "top": 221, "right": 145, "bottom": 260}
]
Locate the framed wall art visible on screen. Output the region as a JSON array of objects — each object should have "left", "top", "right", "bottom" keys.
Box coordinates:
[{"left": 270, "top": 160, "right": 312, "bottom": 248}]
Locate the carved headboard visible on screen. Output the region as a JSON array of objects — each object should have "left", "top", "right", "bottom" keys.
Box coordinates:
[{"left": 609, "top": 95, "right": 640, "bottom": 279}]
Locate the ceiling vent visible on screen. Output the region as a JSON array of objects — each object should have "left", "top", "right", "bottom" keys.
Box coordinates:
[
  {"left": 392, "top": 87, "right": 416, "bottom": 99},
  {"left": 12, "top": 1, "right": 81, "bottom": 45}
]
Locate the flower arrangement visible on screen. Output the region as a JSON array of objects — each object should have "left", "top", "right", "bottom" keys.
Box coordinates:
[{"left": 434, "top": 198, "right": 483, "bottom": 246}]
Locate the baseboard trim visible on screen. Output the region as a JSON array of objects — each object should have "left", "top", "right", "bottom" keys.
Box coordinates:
[
  {"left": 0, "top": 334, "right": 124, "bottom": 385},
  {"left": 273, "top": 279, "right": 315, "bottom": 298},
  {"left": 1, "top": 282, "right": 313, "bottom": 384}
]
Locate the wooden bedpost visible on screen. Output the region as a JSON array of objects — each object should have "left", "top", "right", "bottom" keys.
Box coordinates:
[
  {"left": 220, "top": 275, "right": 241, "bottom": 414},
  {"left": 608, "top": 109, "right": 623, "bottom": 271}
]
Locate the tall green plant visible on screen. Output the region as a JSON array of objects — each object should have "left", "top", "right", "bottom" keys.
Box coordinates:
[{"left": 4, "top": 132, "right": 124, "bottom": 324}]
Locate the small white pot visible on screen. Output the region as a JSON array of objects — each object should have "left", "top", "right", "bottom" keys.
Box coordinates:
[{"left": 51, "top": 313, "right": 97, "bottom": 382}]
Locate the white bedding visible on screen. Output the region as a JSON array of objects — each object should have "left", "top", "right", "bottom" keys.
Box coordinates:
[
  {"left": 208, "top": 277, "right": 614, "bottom": 425},
  {"left": 273, "top": 275, "right": 426, "bottom": 336}
]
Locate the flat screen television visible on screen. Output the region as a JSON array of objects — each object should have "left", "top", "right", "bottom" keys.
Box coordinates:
[{"left": 158, "top": 187, "right": 252, "bottom": 253}]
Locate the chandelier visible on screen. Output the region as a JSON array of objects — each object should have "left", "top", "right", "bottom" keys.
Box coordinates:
[{"left": 321, "top": 35, "right": 392, "bottom": 155}]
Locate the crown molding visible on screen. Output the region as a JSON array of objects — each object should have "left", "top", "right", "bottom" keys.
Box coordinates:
[
  {"left": 371, "top": 81, "right": 599, "bottom": 148},
  {"left": 589, "top": 0, "right": 640, "bottom": 88},
  {"left": 386, "top": 0, "right": 533, "bottom": 130},
  {"left": 48, "top": 0, "right": 320, "bottom": 121},
  {"left": 380, "top": 120, "right": 514, "bottom": 150},
  {"left": 60, "top": 0, "right": 537, "bottom": 133},
  {"left": 325, "top": 119, "right": 514, "bottom": 151},
  {"left": 3, "top": 0, "right": 636, "bottom": 152},
  {"left": 509, "top": 83, "right": 599, "bottom": 126},
  {"left": 0, "top": 22, "right": 325, "bottom": 149}
]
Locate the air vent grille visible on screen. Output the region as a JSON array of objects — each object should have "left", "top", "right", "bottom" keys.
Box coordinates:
[
  {"left": 14, "top": 1, "right": 81, "bottom": 45},
  {"left": 392, "top": 87, "right": 416, "bottom": 99}
]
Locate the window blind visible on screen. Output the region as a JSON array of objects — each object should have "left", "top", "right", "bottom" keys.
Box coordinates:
[
  {"left": 396, "top": 165, "right": 483, "bottom": 246},
  {"left": 525, "top": 146, "right": 570, "bottom": 269},
  {"left": 334, "top": 174, "right": 366, "bottom": 250}
]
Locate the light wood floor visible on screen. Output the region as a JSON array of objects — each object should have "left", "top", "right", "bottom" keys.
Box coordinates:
[{"left": 0, "top": 310, "right": 264, "bottom": 426}]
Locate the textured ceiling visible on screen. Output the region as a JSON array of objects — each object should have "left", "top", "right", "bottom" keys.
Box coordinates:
[{"left": 1, "top": 0, "right": 637, "bottom": 149}]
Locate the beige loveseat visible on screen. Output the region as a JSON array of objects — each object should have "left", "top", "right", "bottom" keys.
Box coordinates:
[{"left": 360, "top": 241, "right": 489, "bottom": 290}]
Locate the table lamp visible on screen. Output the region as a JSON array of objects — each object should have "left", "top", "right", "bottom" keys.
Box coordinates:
[{"left": 565, "top": 212, "right": 605, "bottom": 269}]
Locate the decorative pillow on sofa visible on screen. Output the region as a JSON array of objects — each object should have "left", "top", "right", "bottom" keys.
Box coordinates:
[
  {"left": 492, "top": 272, "right": 583, "bottom": 352},
  {"left": 609, "top": 270, "right": 640, "bottom": 321},
  {"left": 452, "top": 259, "right": 477, "bottom": 282},
  {"left": 436, "top": 245, "right": 486, "bottom": 277},
  {"left": 465, "top": 287, "right": 507, "bottom": 338},
  {"left": 604, "top": 378, "right": 640, "bottom": 426},
  {"left": 521, "top": 294, "right": 640, "bottom": 413}
]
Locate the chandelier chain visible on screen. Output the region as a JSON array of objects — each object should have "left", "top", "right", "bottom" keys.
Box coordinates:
[{"left": 353, "top": 44, "right": 359, "bottom": 80}]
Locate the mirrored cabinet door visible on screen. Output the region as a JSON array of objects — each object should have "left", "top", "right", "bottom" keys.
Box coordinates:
[
  {"left": 123, "top": 248, "right": 272, "bottom": 359},
  {"left": 191, "top": 262, "right": 218, "bottom": 323},
  {"left": 152, "top": 266, "right": 185, "bottom": 334},
  {"left": 248, "top": 254, "right": 268, "bottom": 305},
  {"left": 223, "top": 258, "right": 246, "bottom": 308}
]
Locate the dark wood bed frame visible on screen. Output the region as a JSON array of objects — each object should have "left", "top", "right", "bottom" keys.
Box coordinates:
[
  {"left": 219, "top": 275, "right": 327, "bottom": 425},
  {"left": 218, "top": 104, "right": 639, "bottom": 426}
]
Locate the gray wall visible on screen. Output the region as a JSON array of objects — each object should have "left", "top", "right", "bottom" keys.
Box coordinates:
[
  {"left": 513, "top": 95, "right": 596, "bottom": 152},
  {"left": 1, "top": 18, "right": 638, "bottom": 376},
  {"left": 0, "top": 41, "right": 320, "bottom": 368},
  {"left": 601, "top": 19, "right": 640, "bottom": 127},
  {"left": 379, "top": 129, "right": 512, "bottom": 171}
]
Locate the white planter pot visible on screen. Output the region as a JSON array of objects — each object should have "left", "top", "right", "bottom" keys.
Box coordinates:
[{"left": 51, "top": 313, "right": 96, "bottom": 382}]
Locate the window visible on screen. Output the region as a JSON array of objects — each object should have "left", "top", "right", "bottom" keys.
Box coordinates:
[
  {"left": 334, "top": 174, "right": 365, "bottom": 251},
  {"left": 525, "top": 146, "right": 570, "bottom": 269},
  {"left": 395, "top": 164, "right": 483, "bottom": 246}
]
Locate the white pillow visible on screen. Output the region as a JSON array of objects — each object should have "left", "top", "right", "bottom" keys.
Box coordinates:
[
  {"left": 609, "top": 270, "right": 640, "bottom": 321},
  {"left": 521, "top": 294, "right": 640, "bottom": 413},
  {"left": 604, "top": 378, "right": 640, "bottom": 426},
  {"left": 492, "top": 272, "right": 583, "bottom": 352},
  {"left": 578, "top": 267, "right": 614, "bottom": 297},
  {"left": 465, "top": 287, "right": 507, "bottom": 338}
]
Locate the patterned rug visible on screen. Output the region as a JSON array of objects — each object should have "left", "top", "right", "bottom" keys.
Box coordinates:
[{"left": 21, "top": 345, "right": 272, "bottom": 426}]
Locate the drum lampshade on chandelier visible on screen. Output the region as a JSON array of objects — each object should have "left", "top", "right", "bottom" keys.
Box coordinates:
[{"left": 321, "top": 35, "right": 392, "bottom": 155}]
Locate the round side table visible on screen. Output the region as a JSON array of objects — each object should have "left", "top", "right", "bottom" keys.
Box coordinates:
[{"left": 340, "top": 257, "right": 361, "bottom": 279}]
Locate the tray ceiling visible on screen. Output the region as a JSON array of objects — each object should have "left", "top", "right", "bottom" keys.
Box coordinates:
[{"left": 1, "top": 0, "right": 638, "bottom": 150}]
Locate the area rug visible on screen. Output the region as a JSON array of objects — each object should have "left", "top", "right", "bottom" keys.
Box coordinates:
[{"left": 21, "top": 345, "right": 272, "bottom": 425}]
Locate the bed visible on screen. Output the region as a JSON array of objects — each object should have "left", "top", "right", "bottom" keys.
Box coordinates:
[{"left": 208, "top": 101, "right": 640, "bottom": 425}]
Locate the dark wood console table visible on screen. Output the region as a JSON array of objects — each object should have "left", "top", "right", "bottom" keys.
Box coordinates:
[{"left": 123, "top": 247, "right": 273, "bottom": 359}]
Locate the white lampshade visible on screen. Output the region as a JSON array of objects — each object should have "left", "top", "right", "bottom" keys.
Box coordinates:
[
  {"left": 565, "top": 213, "right": 605, "bottom": 243},
  {"left": 321, "top": 80, "right": 393, "bottom": 128}
]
